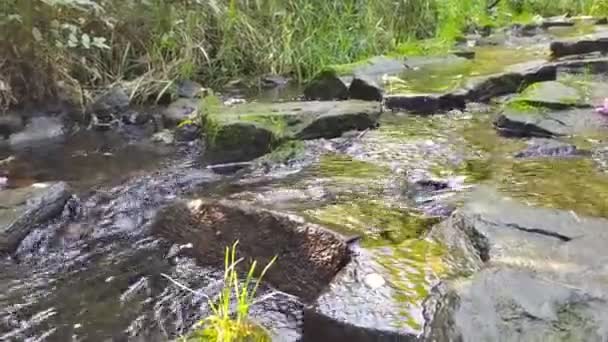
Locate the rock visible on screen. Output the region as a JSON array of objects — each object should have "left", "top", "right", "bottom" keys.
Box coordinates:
[
  {"left": 174, "top": 123, "right": 200, "bottom": 142},
  {"left": 152, "top": 199, "right": 349, "bottom": 301},
  {"left": 0, "top": 114, "right": 24, "bottom": 138},
  {"left": 9, "top": 117, "right": 65, "bottom": 146},
  {"left": 204, "top": 100, "right": 381, "bottom": 164},
  {"left": 304, "top": 56, "right": 407, "bottom": 101},
  {"left": 515, "top": 138, "right": 584, "bottom": 158},
  {"left": 89, "top": 86, "right": 130, "bottom": 116},
  {"left": 304, "top": 70, "right": 351, "bottom": 101},
  {"left": 0, "top": 182, "right": 71, "bottom": 254},
  {"left": 162, "top": 98, "right": 198, "bottom": 127},
  {"left": 151, "top": 129, "right": 175, "bottom": 145},
  {"left": 512, "top": 81, "right": 589, "bottom": 109},
  {"left": 384, "top": 93, "right": 466, "bottom": 114},
  {"left": 551, "top": 34, "right": 608, "bottom": 58},
  {"left": 495, "top": 107, "right": 608, "bottom": 138},
  {"left": 425, "top": 187, "right": 608, "bottom": 341},
  {"left": 348, "top": 75, "right": 383, "bottom": 102}
]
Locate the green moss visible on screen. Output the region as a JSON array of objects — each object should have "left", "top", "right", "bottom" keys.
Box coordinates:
[
  {"left": 261, "top": 140, "right": 306, "bottom": 163},
  {"left": 373, "top": 239, "right": 448, "bottom": 330},
  {"left": 184, "top": 321, "right": 270, "bottom": 342},
  {"left": 313, "top": 153, "right": 390, "bottom": 180},
  {"left": 237, "top": 114, "right": 288, "bottom": 139},
  {"left": 304, "top": 199, "right": 440, "bottom": 245}
]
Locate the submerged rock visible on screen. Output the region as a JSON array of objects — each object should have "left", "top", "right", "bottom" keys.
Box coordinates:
[
  {"left": 9, "top": 117, "right": 65, "bottom": 146},
  {"left": 425, "top": 187, "right": 608, "bottom": 341},
  {"left": 515, "top": 138, "right": 585, "bottom": 158},
  {"left": 0, "top": 182, "right": 71, "bottom": 254},
  {"left": 204, "top": 100, "right": 381, "bottom": 164},
  {"left": 152, "top": 199, "right": 349, "bottom": 301}
]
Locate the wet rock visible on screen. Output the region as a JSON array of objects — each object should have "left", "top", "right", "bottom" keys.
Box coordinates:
[
  {"left": 162, "top": 98, "right": 198, "bottom": 127},
  {"left": 152, "top": 199, "right": 349, "bottom": 301},
  {"left": 176, "top": 80, "right": 205, "bottom": 99},
  {"left": 174, "top": 123, "right": 200, "bottom": 142},
  {"left": 9, "top": 117, "right": 65, "bottom": 146},
  {"left": 425, "top": 187, "right": 608, "bottom": 341},
  {"left": 89, "top": 86, "right": 130, "bottom": 117},
  {"left": 0, "top": 182, "right": 71, "bottom": 254},
  {"left": 551, "top": 34, "right": 608, "bottom": 58},
  {"left": 0, "top": 114, "right": 24, "bottom": 138},
  {"left": 495, "top": 107, "right": 607, "bottom": 138},
  {"left": 384, "top": 93, "right": 466, "bottom": 114},
  {"left": 204, "top": 100, "right": 381, "bottom": 164},
  {"left": 303, "top": 70, "right": 351, "bottom": 100},
  {"left": 304, "top": 56, "right": 407, "bottom": 101},
  {"left": 151, "top": 129, "right": 175, "bottom": 145},
  {"left": 348, "top": 75, "right": 383, "bottom": 102},
  {"left": 513, "top": 80, "right": 590, "bottom": 109},
  {"left": 515, "top": 138, "right": 584, "bottom": 158}
]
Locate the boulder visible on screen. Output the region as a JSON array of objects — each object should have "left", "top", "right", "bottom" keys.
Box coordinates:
[
  {"left": 151, "top": 199, "right": 349, "bottom": 301},
  {"left": 89, "top": 86, "right": 130, "bottom": 117},
  {"left": 425, "top": 187, "right": 608, "bottom": 341},
  {"left": 0, "top": 182, "right": 71, "bottom": 254},
  {"left": 162, "top": 98, "right": 198, "bottom": 127},
  {"left": 174, "top": 123, "right": 200, "bottom": 142},
  {"left": 204, "top": 100, "right": 381, "bottom": 164},
  {"left": 9, "top": 117, "right": 65, "bottom": 146},
  {"left": 304, "top": 70, "right": 351, "bottom": 101},
  {"left": 260, "top": 75, "right": 290, "bottom": 89}
]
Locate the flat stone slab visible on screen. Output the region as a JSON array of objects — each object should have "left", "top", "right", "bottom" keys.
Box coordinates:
[
  {"left": 0, "top": 182, "right": 71, "bottom": 254},
  {"left": 425, "top": 187, "right": 608, "bottom": 341},
  {"left": 515, "top": 138, "right": 585, "bottom": 158},
  {"left": 551, "top": 30, "right": 608, "bottom": 58},
  {"left": 205, "top": 100, "right": 381, "bottom": 163},
  {"left": 513, "top": 80, "right": 590, "bottom": 109},
  {"left": 495, "top": 107, "right": 608, "bottom": 138}
]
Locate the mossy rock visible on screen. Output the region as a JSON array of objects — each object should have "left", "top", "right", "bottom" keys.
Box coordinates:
[
  {"left": 204, "top": 101, "right": 381, "bottom": 164},
  {"left": 509, "top": 81, "right": 590, "bottom": 109}
]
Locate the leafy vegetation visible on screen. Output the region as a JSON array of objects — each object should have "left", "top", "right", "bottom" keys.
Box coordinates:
[
  {"left": 1, "top": 0, "right": 606, "bottom": 109},
  {"left": 183, "top": 241, "right": 276, "bottom": 342}
]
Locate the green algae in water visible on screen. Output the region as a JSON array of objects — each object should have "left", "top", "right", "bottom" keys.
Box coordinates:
[
  {"left": 310, "top": 153, "right": 390, "bottom": 180},
  {"left": 260, "top": 140, "right": 305, "bottom": 163},
  {"left": 304, "top": 200, "right": 440, "bottom": 245},
  {"left": 378, "top": 114, "right": 456, "bottom": 140},
  {"left": 373, "top": 239, "right": 448, "bottom": 330},
  {"left": 387, "top": 46, "right": 545, "bottom": 94},
  {"left": 499, "top": 158, "right": 608, "bottom": 218}
]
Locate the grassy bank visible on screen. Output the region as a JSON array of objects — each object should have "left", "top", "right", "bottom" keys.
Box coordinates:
[{"left": 1, "top": 0, "right": 606, "bottom": 109}]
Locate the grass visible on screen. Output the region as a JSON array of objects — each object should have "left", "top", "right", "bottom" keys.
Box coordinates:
[
  {"left": 1, "top": 0, "right": 606, "bottom": 109},
  {"left": 180, "top": 241, "right": 277, "bottom": 342}
]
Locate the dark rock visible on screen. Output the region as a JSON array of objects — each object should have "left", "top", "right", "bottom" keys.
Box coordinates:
[
  {"left": 152, "top": 199, "right": 349, "bottom": 301},
  {"left": 174, "top": 123, "right": 200, "bottom": 142},
  {"left": 162, "top": 98, "right": 198, "bottom": 127},
  {"left": 384, "top": 93, "right": 466, "bottom": 114},
  {"left": 0, "top": 182, "right": 71, "bottom": 254},
  {"left": 205, "top": 100, "right": 381, "bottom": 163},
  {"left": 551, "top": 35, "right": 608, "bottom": 58},
  {"left": 348, "top": 75, "right": 383, "bottom": 102},
  {"left": 515, "top": 138, "right": 584, "bottom": 158},
  {"left": 304, "top": 70, "right": 351, "bottom": 101},
  {"left": 425, "top": 187, "right": 608, "bottom": 341},
  {"left": 0, "top": 114, "right": 24, "bottom": 138},
  {"left": 465, "top": 61, "right": 557, "bottom": 102},
  {"left": 451, "top": 49, "right": 476, "bottom": 59},
  {"left": 9, "top": 117, "right": 65, "bottom": 146},
  {"left": 89, "top": 86, "right": 130, "bottom": 116},
  {"left": 175, "top": 80, "right": 205, "bottom": 99},
  {"left": 304, "top": 56, "right": 407, "bottom": 101},
  {"left": 596, "top": 17, "right": 608, "bottom": 25},
  {"left": 494, "top": 113, "right": 561, "bottom": 138}
]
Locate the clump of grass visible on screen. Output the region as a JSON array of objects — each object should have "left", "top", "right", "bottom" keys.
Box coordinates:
[{"left": 183, "top": 241, "right": 276, "bottom": 342}]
